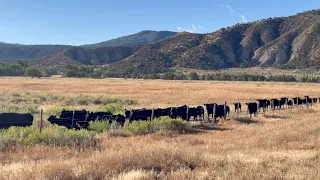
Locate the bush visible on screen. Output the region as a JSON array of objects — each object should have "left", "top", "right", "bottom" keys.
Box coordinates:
[
  {"left": 0, "top": 125, "right": 97, "bottom": 150},
  {"left": 126, "top": 117, "right": 189, "bottom": 135},
  {"left": 89, "top": 121, "right": 110, "bottom": 133},
  {"left": 96, "top": 103, "right": 124, "bottom": 115}
]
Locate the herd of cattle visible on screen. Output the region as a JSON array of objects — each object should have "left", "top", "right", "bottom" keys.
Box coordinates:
[{"left": 0, "top": 96, "right": 319, "bottom": 130}]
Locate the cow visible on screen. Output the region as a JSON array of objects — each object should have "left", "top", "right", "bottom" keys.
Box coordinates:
[
  {"left": 287, "top": 100, "right": 293, "bottom": 109},
  {"left": 204, "top": 103, "right": 229, "bottom": 122},
  {"left": 266, "top": 100, "right": 271, "bottom": 109},
  {"left": 60, "top": 109, "right": 89, "bottom": 119},
  {"left": 188, "top": 106, "right": 205, "bottom": 121},
  {"left": 48, "top": 115, "right": 75, "bottom": 129},
  {"left": 234, "top": 103, "right": 241, "bottom": 112},
  {"left": 257, "top": 99, "right": 268, "bottom": 112},
  {"left": 204, "top": 103, "right": 217, "bottom": 120},
  {"left": 0, "top": 113, "right": 34, "bottom": 129},
  {"left": 170, "top": 105, "right": 190, "bottom": 121},
  {"left": 293, "top": 97, "right": 303, "bottom": 105},
  {"left": 280, "top": 97, "right": 289, "bottom": 109},
  {"left": 125, "top": 108, "right": 152, "bottom": 121},
  {"left": 246, "top": 103, "right": 258, "bottom": 118},
  {"left": 270, "top": 99, "right": 280, "bottom": 109}
]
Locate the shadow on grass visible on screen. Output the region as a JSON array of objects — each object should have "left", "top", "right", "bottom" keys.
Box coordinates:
[
  {"left": 234, "top": 117, "right": 260, "bottom": 124},
  {"left": 192, "top": 124, "right": 233, "bottom": 131},
  {"left": 264, "top": 115, "right": 288, "bottom": 119}
]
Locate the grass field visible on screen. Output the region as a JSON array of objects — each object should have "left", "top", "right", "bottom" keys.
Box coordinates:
[{"left": 0, "top": 77, "right": 320, "bottom": 179}]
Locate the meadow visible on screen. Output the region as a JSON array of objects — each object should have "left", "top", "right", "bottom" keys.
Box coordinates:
[{"left": 0, "top": 77, "right": 319, "bottom": 179}]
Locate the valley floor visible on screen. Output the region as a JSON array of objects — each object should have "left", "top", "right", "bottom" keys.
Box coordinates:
[{"left": 0, "top": 77, "right": 319, "bottom": 179}]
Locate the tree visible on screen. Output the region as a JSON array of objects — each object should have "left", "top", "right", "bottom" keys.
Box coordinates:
[
  {"left": 25, "top": 68, "right": 41, "bottom": 78},
  {"left": 187, "top": 72, "right": 199, "bottom": 80}
]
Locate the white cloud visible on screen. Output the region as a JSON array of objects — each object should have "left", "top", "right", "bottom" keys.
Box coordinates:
[
  {"left": 192, "top": 24, "right": 197, "bottom": 30},
  {"left": 177, "top": 26, "right": 184, "bottom": 31},
  {"left": 240, "top": 15, "right": 248, "bottom": 23},
  {"left": 221, "top": 4, "right": 234, "bottom": 12},
  {"left": 226, "top": 5, "right": 234, "bottom": 12},
  {"left": 198, "top": 26, "right": 205, "bottom": 29}
]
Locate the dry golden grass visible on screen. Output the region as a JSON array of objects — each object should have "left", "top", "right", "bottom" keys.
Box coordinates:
[
  {"left": 0, "top": 77, "right": 319, "bottom": 108},
  {"left": 0, "top": 77, "right": 320, "bottom": 179}
]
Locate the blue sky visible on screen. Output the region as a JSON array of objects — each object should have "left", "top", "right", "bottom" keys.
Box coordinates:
[{"left": 0, "top": 0, "right": 319, "bottom": 45}]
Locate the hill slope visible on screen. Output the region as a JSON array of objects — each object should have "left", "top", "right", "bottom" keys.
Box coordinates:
[
  {"left": 0, "top": 31, "right": 177, "bottom": 63},
  {"left": 82, "top": 30, "right": 178, "bottom": 48},
  {"left": 101, "top": 10, "right": 320, "bottom": 76}
]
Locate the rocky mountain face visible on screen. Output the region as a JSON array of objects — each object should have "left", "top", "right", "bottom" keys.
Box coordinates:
[{"left": 102, "top": 10, "right": 320, "bottom": 76}]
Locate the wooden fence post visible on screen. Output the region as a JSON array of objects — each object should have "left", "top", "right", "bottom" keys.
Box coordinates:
[
  {"left": 223, "top": 102, "right": 227, "bottom": 121},
  {"left": 237, "top": 103, "right": 239, "bottom": 118},
  {"left": 256, "top": 102, "right": 259, "bottom": 117},
  {"left": 285, "top": 99, "right": 288, "bottom": 111},
  {"left": 272, "top": 100, "right": 275, "bottom": 115},
  {"left": 72, "top": 110, "right": 75, "bottom": 129},
  {"left": 186, "top": 106, "right": 189, "bottom": 121},
  {"left": 40, "top": 109, "right": 43, "bottom": 134},
  {"left": 151, "top": 108, "right": 154, "bottom": 120},
  {"left": 212, "top": 104, "right": 216, "bottom": 124}
]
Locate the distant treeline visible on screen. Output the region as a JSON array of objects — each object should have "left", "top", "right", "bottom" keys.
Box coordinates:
[
  {"left": 1, "top": 61, "right": 320, "bottom": 83},
  {"left": 126, "top": 72, "right": 320, "bottom": 83},
  {"left": 0, "top": 60, "right": 47, "bottom": 78}
]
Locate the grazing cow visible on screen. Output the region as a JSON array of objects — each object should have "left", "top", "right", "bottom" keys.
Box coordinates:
[
  {"left": 0, "top": 113, "right": 34, "bottom": 129},
  {"left": 246, "top": 103, "right": 258, "bottom": 118},
  {"left": 60, "top": 109, "right": 89, "bottom": 119},
  {"left": 48, "top": 115, "right": 75, "bottom": 129},
  {"left": 285, "top": 100, "right": 293, "bottom": 109},
  {"left": 170, "top": 105, "right": 191, "bottom": 121},
  {"left": 215, "top": 105, "right": 230, "bottom": 120},
  {"left": 280, "top": 97, "right": 289, "bottom": 109},
  {"left": 257, "top": 99, "right": 268, "bottom": 112},
  {"left": 153, "top": 108, "right": 172, "bottom": 119},
  {"left": 270, "top": 99, "right": 280, "bottom": 109},
  {"left": 266, "top": 100, "right": 271, "bottom": 109},
  {"left": 234, "top": 103, "right": 242, "bottom": 112},
  {"left": 125, "top": 109, "right": 152, "bottom": 121},
  {"left": 188, "top": 106, "right": 205, "bottom": 121},
  {"left": 204, "top": 103, "right": 229, "bottom": 121},
  {"left": 204, "top": 103, "right": 217, "bottom": 120},
  {"left": 293, "top": 97, "right": 303, "bottom": 105}
]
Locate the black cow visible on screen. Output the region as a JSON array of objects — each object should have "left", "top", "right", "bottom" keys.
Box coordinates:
[
  {"left": 287, "top": 100, "right": 293, "bottom": 108},
  {"left": 266, "top": 100, "right": 271, "bottom": 109},
  {"left": 246, "top": 103, "right": 258, "bottom": 118},
  {"left": 293, "top": 97, "right": 303, "bottom": 105},
  {"left": 257, "top": 99, "right": 268, "bottom": 112},
  {"left": 270, "top": 99, "right": 280, "bottom": 109},
  {"left": 60, "top": 109, "right": 89, "bottom": 119},
  {"left": 188, "top": 106, "right": 205, "bottom": 121},
  {"left": 280, "top": 97, "right": 289, "bottom": 109},
  {"left": 234, "top": 103, "right": 242, "bottom": 112},
  {"left": 214, "top": 105, "right": 230, "bottom": 121},
  {"left": 204, "top": 103, "right": 217, "bottom": 120},
  {"left": 125, "top": 108, "right": 152, "bottom": 121},
  {"left": 0, "top": 113, "right": 34, "bottom": 129},
  {"left": 48, "top": 115, "right": 76, "bottom": 129},
  {"left": 170, "top": 105, "right": 190, "bottom": 121}
]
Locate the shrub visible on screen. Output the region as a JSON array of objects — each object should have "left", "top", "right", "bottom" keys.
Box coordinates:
[
  {"left": 126, "top": 117, "right": 189, "bottom": 135},
  {"left": 96, "top": 103, "right": 124, "bottom": 114},
  {"left": 0, "top": 125, "right": 97, "bottom": 150},
  {"left": 89, "top": 121, "right": 110, "bottom": 133}
]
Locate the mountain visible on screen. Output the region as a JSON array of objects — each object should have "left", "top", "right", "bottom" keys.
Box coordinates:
[
  {"left": 0, "top": 31, "right": 177, "bottom": 63},
  {"left": 82, "top": 30, "right": 178, "bottom": 48},
  {"left": 35, "top": 10, "right": 320, "bottom": 76},
  {"left": 0, "top": 43, "right": 70, "bottom": 63}
]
